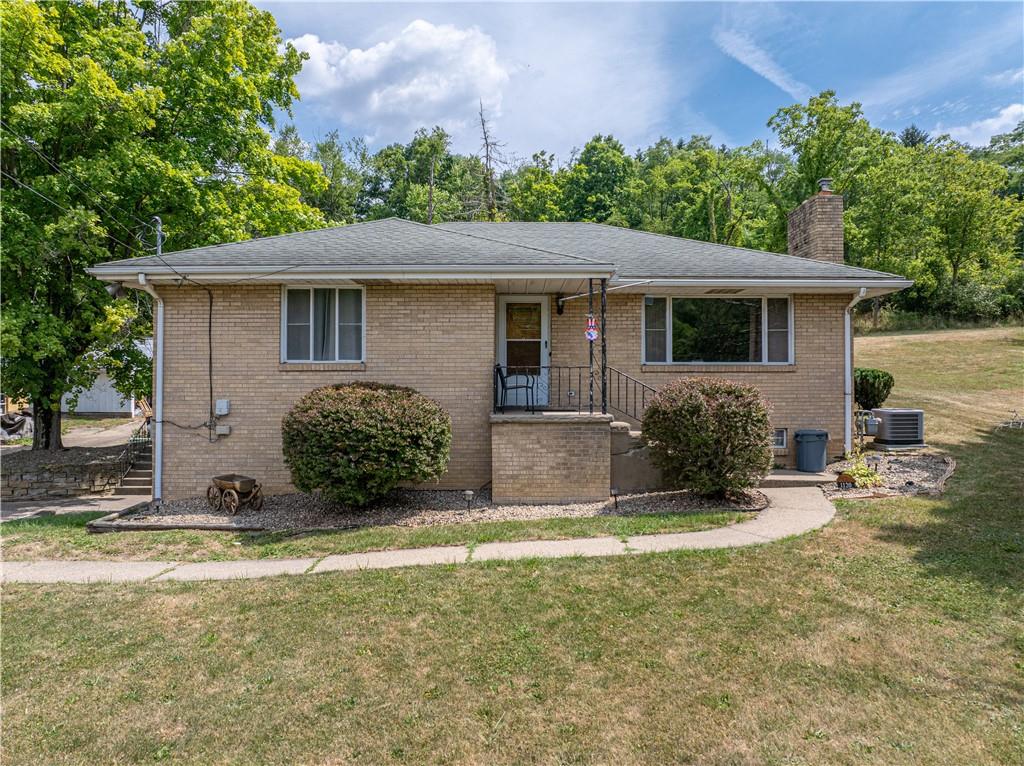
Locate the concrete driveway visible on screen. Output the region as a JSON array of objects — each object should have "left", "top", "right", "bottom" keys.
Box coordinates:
[{"left": 63, "top": 419, "right": 140, "bottom": 447}]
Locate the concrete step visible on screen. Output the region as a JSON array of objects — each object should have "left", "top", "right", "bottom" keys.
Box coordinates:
[
  {"left": 118, "top": 486, "right": 152, "bottom": 495},
  {"left": 120, "top": 477, "right": 152, "bottom": 488},
  {"left": 125, "top": 470, "right": 151, "bottom": 479},
  {"left": 760, "top": 469, "right": 836, "bottom": 488}
]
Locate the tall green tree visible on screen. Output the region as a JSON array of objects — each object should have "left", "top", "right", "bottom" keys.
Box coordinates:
[
  {"left": 562, "top": 134, "right": 634, "bottom": 222},
  {"left": 274, "top": 125, "right": 360, "bottom": 224},
  {"left": 504, "top": 151, "right": 565, "bottom": 222},
  {"left": 899, "top": 124, "right": 931, "bottom": 148},
  {"left": 848, "top": 141, "right": 1023, "bottom": 315},
  {"left": 0, "top": 0, "right": 326, "bottom": 449}
]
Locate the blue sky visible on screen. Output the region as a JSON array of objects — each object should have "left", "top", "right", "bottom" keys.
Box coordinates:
[{"left": 258, "top": 2, "right": 1024, "bottom": 161}]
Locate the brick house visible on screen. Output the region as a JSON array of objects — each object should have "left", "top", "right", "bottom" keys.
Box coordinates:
[{"left": 89, "top": 183, "right": 911, "bottom": 503}]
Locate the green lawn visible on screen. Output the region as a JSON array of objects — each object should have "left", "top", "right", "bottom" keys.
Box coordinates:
[
  {"left": 0, "top": 508, "right": 743, "bottom": 562},
  {"left": 60, "top": 414, "right": 135, "bottom": 433},
  {"left": 2, "top": 327, "right": 1021, "bottom": 765}
]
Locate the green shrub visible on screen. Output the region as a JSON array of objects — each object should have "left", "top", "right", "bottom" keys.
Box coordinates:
[
  {"left": 282, "top": 382, "right": 451, "bottom": 507},
  {"left": 642, "top": 377, "right": 773, "bottom": 498},
  {"left": 853, "top": 368, "right": 895, "bottom": 411}
]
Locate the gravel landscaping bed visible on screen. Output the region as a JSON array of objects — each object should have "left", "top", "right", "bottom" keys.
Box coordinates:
[
  {"left": 107, "top": 488, "right": 768, "bottom": 532},
  {"left": 824, "top": 451, "right": 955, "bottom": 499}
]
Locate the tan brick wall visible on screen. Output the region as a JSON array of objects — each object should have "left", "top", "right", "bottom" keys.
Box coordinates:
[
  {"left": 787, "top": 192, "right": 845, "bottom": 264},
  {"left": 156, "top": 281, "right": 852, "bottom": 500},
  {"left": 157, "top": 284, "right": 495, "bottom": 499},
  {"left": 491, "top": 414, "right": 612, "bottom": 503},
  {"left": 549, "top": 292, "right": 850, "bottom": 465}
]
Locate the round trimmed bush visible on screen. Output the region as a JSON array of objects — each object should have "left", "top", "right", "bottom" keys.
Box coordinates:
[
  {"left": 642, "top": 377, "right": 773, "bottom": 498},
  {"left": 853, "top": 367, "right": 894, "bottom": 411},
  {"left": 282, "top": 382, "right": 451, "bottom": 507}
]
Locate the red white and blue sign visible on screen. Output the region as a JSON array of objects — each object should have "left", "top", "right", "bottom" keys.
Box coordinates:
[{"left": 585, "top": 314, "right": 599, "bottom": 342}]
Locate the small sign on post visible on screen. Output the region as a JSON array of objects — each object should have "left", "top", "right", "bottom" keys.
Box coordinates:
[{"left": 585, "top": 314, "right": 599, "bottom": 342}]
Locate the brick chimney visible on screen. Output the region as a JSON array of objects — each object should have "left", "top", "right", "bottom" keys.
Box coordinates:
[{"left": 787, "top": 178, "right": 844, "bottom": 264}]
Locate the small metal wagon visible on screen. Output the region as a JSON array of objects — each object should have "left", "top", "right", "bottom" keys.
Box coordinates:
[{"left": 207, "top": 474, "right": 264, "bottom": 514}]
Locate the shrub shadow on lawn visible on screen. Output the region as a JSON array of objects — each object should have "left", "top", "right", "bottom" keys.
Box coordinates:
[{"left": 873, "top": 425, "right": 1024, "bottom": 591}]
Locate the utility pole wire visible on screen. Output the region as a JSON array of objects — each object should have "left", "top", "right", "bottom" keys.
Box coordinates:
[
  {"left": 0, "top": 118, "right": 156, "bottom": 241},
  {"left": 0, "top": 169, "right": 145, "bottom": 257}
]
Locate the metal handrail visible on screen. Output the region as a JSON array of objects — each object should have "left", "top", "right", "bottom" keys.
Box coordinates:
[
  {"left": 118, "top": 421, "right": 152, "bottom": 479},
  {"left": 606, "top": 366, "right": 657, "bottom": 422},
  {"left": 493, "top": 365, "right": 596, "bottom": 413}
]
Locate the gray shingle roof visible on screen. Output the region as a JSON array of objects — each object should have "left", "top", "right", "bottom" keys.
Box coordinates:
[
  {"left": 436, "top": 222, "right": 903, "bottom": 280},
  {"left": 91, "top": 217, "right": 906, "bottom": 283},
  {"left": 91, "top": 218, "right": 615, "bottom": 274}
]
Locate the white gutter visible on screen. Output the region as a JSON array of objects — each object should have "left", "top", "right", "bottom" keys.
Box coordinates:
[
  {"left": 844, "top": 287, "right": 868, "bottom": 455},
  {"left": 610, "top": 277, "right": 912, "bottom": 290},
  {"left": 87, "top": 265, "right": 618, "bottom": 282},
  {"left": 135, "top": 274, "right": 163, "bottom": 503}
]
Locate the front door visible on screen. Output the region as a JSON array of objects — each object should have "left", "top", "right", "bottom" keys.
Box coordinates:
[{"left": 497, "top": 295, "right": 550, "bottom": 407}]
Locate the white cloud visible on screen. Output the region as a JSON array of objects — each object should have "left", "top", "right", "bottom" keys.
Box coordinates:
[
  {"left": 985, "top": 67, "right": 1024, "bottom": 88},
  {"left": 712, "top": 26, "right": 811, "bottom": 102},
  {"left": 289, "top": 20, "right": 511, "bottom": 136},
  {"left": 284, "top": 8, "right": 690, "bottom": 159},
  {"left": 937, "top": 103, "right": 1024, "bottom": 146},
  {"left": 856, "top": 20, "right": 1021, "bottom": 108},
  {"left": 492, "top": 7, "right": 686, "bottom": 160}
]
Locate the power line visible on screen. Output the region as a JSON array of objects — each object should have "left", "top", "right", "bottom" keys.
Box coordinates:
[
  {"left": 0, "top": 169, "right": 144, "bottom": 257},
  {"left": 0, "top": 118, "right": 155, "bottom": 239},
  {"left": 0, "top": 125, "right": 300, "bottom": 289}
]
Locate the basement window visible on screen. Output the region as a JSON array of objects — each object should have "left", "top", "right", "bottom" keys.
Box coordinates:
[
  {"left": 773, "top": 428, "right": 787, "bottom": 449},
  {"left": 642, "top": 296, "right": 793, "bottom": 365},
  {"left": 282, "top": 287, "right": 364, "bottom": 363}
]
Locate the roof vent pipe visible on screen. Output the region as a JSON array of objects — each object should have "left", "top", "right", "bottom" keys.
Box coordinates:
[{"left": 818, "top": 178, "right": 833, "bottom": 193}]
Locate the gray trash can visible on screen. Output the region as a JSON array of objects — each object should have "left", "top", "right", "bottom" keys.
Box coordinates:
[{"left": 794, "top": 429, "right": 829, "bottom": 473}]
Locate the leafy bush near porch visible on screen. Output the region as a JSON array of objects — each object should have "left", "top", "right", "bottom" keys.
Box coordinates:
[
  {"left": 282, "top": 382, "right": 451, "bottom": 507},
  {"left": 642, "top": 378, "right": 773, "bottom": 498},
  {"left": 853, "top": 367, "right": 895, "bottom": 411}
]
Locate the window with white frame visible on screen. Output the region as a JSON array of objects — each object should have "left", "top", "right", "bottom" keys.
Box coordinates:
[
  {"left": 773, "top": 428, "right": 787, "bottom": 449},
  {"left": 643, "top": 296, "right": 792, "bottom": 364},
  {"left": 283, "top": 287, "right": 364, "bottom": 362}
]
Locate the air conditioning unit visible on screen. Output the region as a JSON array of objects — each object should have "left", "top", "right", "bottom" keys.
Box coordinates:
[{"left": 871, "top": 408, "right": 925, "bottom": 449}]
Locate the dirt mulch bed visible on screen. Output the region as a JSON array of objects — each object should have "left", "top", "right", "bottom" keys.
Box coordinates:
[
  {"left": 824, "top": 451, "right": 955, "bottom": 500},
  {"left": 97, "top": 488, "right": 768, "bottom": 533},
  {"left": 1, "top": 445, "right": 125, "bottom": 475}
]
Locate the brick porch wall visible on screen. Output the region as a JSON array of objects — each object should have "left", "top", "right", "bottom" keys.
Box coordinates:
[
  {"left": 157, "top": 284, "right": 495, "bottom": 500},
  {"left": 490, "top": 414, "right": 612, "bottom": 504},
  {"left": 549, "top": 292, "right": 850, "bottom": 465}
]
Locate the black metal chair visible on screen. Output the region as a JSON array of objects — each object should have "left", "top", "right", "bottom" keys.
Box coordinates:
[{"left": 494, "top": 364, "right": 536, "bottom": 412}]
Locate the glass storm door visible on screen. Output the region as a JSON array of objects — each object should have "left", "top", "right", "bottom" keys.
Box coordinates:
[{"left": 498, "top": 296, "right": 550, "bottom": 407}]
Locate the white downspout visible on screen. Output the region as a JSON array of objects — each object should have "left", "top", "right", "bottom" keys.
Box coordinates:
[
  {"left": 844, "top": 287, "right": 868, "bottom": 455},
  {"left": 137, "top": 274, "right": 164, "bottom": 503}
]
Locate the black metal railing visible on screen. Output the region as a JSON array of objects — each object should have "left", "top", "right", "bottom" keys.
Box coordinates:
[
  {"left": 493, "top": 364, "right": 597, "bottom": 414},
  {"left": 118, "top": 421, "right": 152, "bottom": 479},
  {"left": 606, "top": 366, "right": 657, "bottom": 422}
]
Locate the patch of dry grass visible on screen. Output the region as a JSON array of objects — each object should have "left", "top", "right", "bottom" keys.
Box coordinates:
[{"left": 2, "top": 328, "right": 1021, "bottom": 765}]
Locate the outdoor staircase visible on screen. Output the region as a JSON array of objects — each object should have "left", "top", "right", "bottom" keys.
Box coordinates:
[{"left": 118, "top": 444, "right": 152, "bottom": 496}]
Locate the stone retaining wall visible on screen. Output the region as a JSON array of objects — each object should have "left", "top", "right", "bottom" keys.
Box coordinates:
[{"left": 1, "top": 461, "right": 124, "bottom": 500}]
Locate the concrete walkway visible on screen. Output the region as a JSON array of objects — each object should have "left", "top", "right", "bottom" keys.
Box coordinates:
[
  {"left": 1, "top": 494, "right": 143, "bottom": 522},
  {"left": 1, "top": 487, "right": 834, "bottom": 584}
]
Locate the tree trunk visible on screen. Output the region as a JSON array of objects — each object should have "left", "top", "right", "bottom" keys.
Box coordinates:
[
  {"left": 871, "top": 297, "right": 881, "bottom": 330},
  {"left": 32, "top": 401, "right": 64, "bottom": 451}
]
